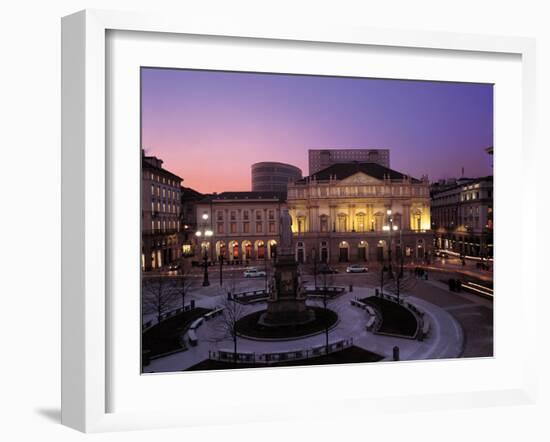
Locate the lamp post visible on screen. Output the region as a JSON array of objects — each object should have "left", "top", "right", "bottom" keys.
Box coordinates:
[
  {"left": 219, "top": 253, "right": 224, "bottom": 286},
  {"left": 312, "top": 247, "right": 318, "bottom": 289},
  {"left": 395, "top": 226, "right": 403, "bottom": 303},
  {"left": 195, "top": 213, "right": 213, "bottom": 287},
  {"left": 383, "top": 209, "right": 397, "bottom": 279},
  {"left": 264, "top": 243, "right": 269, "bottom": 293}
]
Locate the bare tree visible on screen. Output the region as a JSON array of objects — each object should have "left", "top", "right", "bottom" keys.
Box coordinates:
[
  {"left": 315, "top": 270, "right": 338, "bottom": 355},
  {"left": 173, "top": 266, "right": 194, "bottom": 310},
  {"left": 142, "top": 276, "right": 178, "bottom": 337},
  {"left": 214, "top": 295, "right": 248, "bottom": 365}
]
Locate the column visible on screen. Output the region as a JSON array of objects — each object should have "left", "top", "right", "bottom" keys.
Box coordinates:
[
  {"left": 329, "top": 205, "right": 336, "bottom": 232},
  {"left": 403, "top": 204, "right": 411, "bottom": 230},
  {"left": 349, "top": 204, "right": 356, "bottom": 232},
  {"left": 314, "top": 206, "right": 320, "bottom": 232},
  {"left": 224, "top": 209, "right": 228, "bottom": 236},
  {"left": 366, "top": 204, "right": 373, "bottom": 231}
]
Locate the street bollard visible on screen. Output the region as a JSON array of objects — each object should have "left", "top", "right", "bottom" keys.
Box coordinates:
[
  {"left": 349, "top": 284, "right": 353, "bottom": 292},
  {"left": 393, "top": 346, "right": 400, "bottom": 361},
  {"left": 375, "top": 288, "right": 379, "bottom": 297}
]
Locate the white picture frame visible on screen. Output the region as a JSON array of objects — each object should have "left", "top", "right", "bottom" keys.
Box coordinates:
[{"left": 61, "top": 9, "right": 537, "bottom": 433}]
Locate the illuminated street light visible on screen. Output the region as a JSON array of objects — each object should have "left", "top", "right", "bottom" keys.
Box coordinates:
[{"left": 197, "top": 214, "right": 211, "bottom": 286}]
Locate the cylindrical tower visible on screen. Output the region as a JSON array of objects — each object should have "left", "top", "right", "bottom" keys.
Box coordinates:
[{"left": 251, "top": 162, "right": 303, "bottom": 192}]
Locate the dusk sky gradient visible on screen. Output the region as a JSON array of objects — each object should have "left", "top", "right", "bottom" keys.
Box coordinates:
[{"left": 141, "top": 68, "right": 493, "bottom": 193}]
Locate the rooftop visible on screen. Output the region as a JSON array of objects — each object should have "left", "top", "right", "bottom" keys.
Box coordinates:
[
  {"left": 200, "top": 191, "right": 287, "bottom": 203},
  {"left": 298, "top": 161, "right": 420, "bottom": 183}
]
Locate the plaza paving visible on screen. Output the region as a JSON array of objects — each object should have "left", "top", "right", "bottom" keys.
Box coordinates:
[{"left": 142, "top": 265, "right": 492, "bottom": 373}]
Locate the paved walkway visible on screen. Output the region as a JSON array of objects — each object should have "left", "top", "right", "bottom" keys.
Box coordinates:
[{"left": 145, "top": 285, "right": 465, "bottom": 373}]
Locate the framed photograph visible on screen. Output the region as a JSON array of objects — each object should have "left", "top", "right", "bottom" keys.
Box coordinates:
[{"left": 61, "top": 9, "right": 537, "bottom": 433}]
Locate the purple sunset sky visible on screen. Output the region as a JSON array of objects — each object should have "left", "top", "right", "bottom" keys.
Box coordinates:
[{"left": 141, "top": 68, "right": 493, "bottom": 193}]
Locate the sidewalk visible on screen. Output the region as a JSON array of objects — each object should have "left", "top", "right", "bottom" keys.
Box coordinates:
[{"left": 145, "top": 285, "right": 465, "bottom": 372}]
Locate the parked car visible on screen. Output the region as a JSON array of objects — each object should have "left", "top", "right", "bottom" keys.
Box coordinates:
[
  {"left": 243, "top": 268, "right": 267, "bottom": 278},
  {"left": 435, "top": 250, "right": 449, "bottom": 258},
  {"left": 168, "top": 263, "right": 180, "bottom": 271},
  {"left": 346, "top": 264, "right": 368, "bottom": 273},
  {"left": 319, "top": 265, "right": 339, "bottom": 274}
]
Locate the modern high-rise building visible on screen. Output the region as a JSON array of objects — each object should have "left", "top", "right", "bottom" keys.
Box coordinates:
[
  {"left": 251, "top": 162, "right": 303, "bottom": 192},
  {"left": 308, "top": 149, "right": 390, "bottom": 175}
]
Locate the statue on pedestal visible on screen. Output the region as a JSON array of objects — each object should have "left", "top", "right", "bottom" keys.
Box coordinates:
[
  {"left": 258, "top": 207, "right": 314, "bottom": 327},
  {"left": 279, "top": 208, "right": 293, "bottom": 253}
]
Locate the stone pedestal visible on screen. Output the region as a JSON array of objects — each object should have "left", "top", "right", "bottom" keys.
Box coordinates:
[{"left": 258, "top": 253, "right": 314, "bottom": 327}]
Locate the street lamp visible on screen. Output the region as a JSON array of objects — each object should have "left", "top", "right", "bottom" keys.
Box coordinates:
[
  {"left": 196, "top": 213, "right": 213, "bottom": 287},
  {"left": 312, "top": 247, "right": 318, "bottom": 289},
  {"left": 384, "top": 209, "right": 396, "bottom": 279}
]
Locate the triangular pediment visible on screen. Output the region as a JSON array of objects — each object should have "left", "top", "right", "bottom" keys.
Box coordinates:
[{"left": 340, "top": 172, "right": 382, "bottom": 185}]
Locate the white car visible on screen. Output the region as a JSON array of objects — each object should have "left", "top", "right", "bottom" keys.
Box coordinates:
[
  {"left": 346, "top": 264, "right": 368, "bottom": 273},
  {"left": 243, "top": 268, "right": 267, "bottom": 278}
]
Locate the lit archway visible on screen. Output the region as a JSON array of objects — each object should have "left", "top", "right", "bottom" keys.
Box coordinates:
[
  {"left": 377, "top": 240, "right": 387, "bottom": 262},
  {"left": 229, "top": 240, "right": 239, "bottom": 261},
  {"left": 339, "top": 241, "right": 349, "bottom": 262},
  {"left": 255, "top": 240, "right": 266, "bottom": 260},
  {"left": 268, "top": 240, "right": 278, "bottom": 259},
  {"left": 358, "top": 240, "right": 368, "bottom": 262},
  {"left": 242, "top": 240, "right": 253, "bottom": 260},
  {"left": 216, "top": 241, "right": 226, "bottom": 260}
]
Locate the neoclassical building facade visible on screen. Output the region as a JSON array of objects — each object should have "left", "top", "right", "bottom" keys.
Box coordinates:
[
  {"left": 195, "top": 191, "right": 286, "bottom": 263},
  {"left": 286, "top": 162, "right": 432, "bottom": 264}
]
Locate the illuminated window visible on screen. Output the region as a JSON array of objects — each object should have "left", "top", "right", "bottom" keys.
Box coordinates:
[
  {"left": 356, "top": 213, "right": 365, "bottom": 232},
  {"left": 217, "top": 223, "right": 224, "bottom": 234},
  {"left": 256, "top": 222, "right": 263, "bottom": 233},
  {"left": 337, "top": 215, "right": 347, "bottom": 232},
  {"left": 269, "top": 222, "right": 276, "bottom": 233},
  {"left": 243, "top": 222, "right": 250, "bottom": 233}
]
